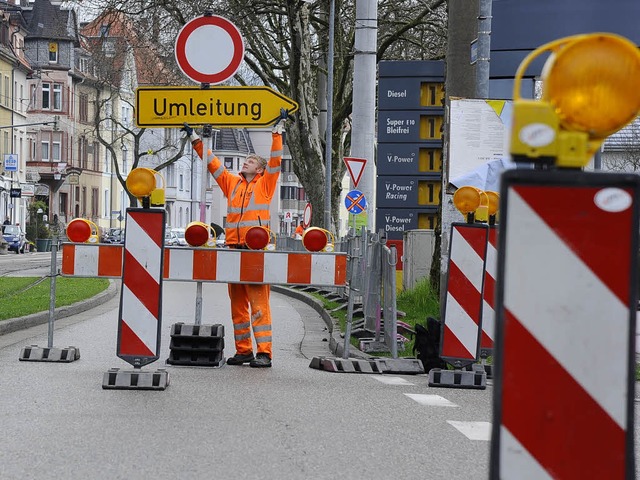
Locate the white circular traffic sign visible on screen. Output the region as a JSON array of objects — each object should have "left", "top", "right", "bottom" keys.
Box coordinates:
[
  {"left": 303, "top": 203, "right": 312, "bottom": 228},
  {"left": 175, "top": 15, "right": 244, "bottom": 84}
]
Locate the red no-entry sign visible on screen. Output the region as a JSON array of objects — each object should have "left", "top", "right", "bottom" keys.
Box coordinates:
[{"left": 175, "top": 15, "right": 244, "bottom": 85}]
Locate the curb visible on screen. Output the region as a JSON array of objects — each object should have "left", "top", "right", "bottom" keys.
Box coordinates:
[
  {"left": 271, "top": 285, "right": 371, "bottom": 360},
  {"left": 0, "top": 280, "right": 119, "bottom": 336}
]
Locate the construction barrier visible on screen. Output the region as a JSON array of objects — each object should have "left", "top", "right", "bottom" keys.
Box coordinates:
[
  {"left": 490, "top": 170, "right": 638, "bottom": 479},
  {"left": 479, "top": 225, "right": 498, "bottom": 357},
  {"left": 61, "top": 244, "right": 347, "bottom": 287},
  {"left": 440, "top": 223, "right": 488, "bottom": 368}
]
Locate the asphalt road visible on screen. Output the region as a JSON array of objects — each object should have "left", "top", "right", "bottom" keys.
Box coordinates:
[{"left": 0, "top": 252, "right": 637, "bottom": 479}]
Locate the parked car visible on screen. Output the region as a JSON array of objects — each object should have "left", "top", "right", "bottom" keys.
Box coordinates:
[
  {"left": 171, "top": 228, "right": 187, "bottom": 246},
  {"left": 164, "top": 230, "right": 179, "bottom": 246},
  {"left": 2, "top": 225, "right": 26, "bottom": 254},
  {"left": 106, "top": 228, "right": 125, "bottom": 244}
]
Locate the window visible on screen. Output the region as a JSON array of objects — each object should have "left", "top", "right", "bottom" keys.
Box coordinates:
[
  {"left": 179, "top": 173, "right": 184, "bottom": 191},
  {"left": 91, "top": 188, "right": 99, "bottom": 218},
  {"left": 224, "top": 157, "right": 233, "bottom": 169},
  {"left": 41, "top": 141, "right": 50, "bottom": 161},
  {"left": 52, "top": 141, "right": 61, "bottom": 162},
  {"left": 59, "top": 193, "right": 67, "bottom": 219},
  {"left": 166, "top": 163, "right": 175, "bottom": 186},
  {"left": 5, "top": 76, "right": 10, "bottom": 108},
  {"left": 282, "top": 158, "right": 292, "bottom": 173},
  {"left": 79, "top": 94, "right": 88, "bottom": 122},
  {"left": 93, "top": 142, "right": 99, "bottom": 171},
  {"left": 104, "top": 190, "right": 109, "bottom": 217},
  {"left": 53, "top": 84, "right": 62, "bottom": 110},
  {"left": 42, "top": 83, "right": 50, "bottom": 109},
  {"left": 122, "top": 146, "right": 128, "bottom": 172},
  {"left": 48, "top": 42, "right": 58, "bottom": 63}
]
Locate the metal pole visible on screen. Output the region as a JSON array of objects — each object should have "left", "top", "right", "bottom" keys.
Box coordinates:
[
  {"left": 323, "top": 0, "right": 335, "bottom": 230},
  {"left": 476, "top": 0, "right": 493, "bottom": 98},
  {"left": 47, "top": 234, "right": 58, "bottom": 348},
  {"left": 350, "top": 0, "right": 378, "bottom": 231}
]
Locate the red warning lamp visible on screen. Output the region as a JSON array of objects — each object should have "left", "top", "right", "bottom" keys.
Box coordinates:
[
  {"left": 302, "top": 227, "right": 335, "bottom": 252},
  {"left": 245, "top": 226, "right": 271, "bottom": 250},
  {"left": 184, "top": 221, "right": 217, "bottom": 247},
  {"left": 66, "top": 218, "right": 98, "bottom": 243},
  {"left": 185, "top": 221, "right": 213, "bottom": 247}
]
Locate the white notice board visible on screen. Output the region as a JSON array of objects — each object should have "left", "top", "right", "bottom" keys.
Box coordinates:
[{"left": 448, "top": 98, "right": 513, "bottom": 186}]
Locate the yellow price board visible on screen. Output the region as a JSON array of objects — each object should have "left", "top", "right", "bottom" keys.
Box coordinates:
[{"left": 135, "top": 86, "right": 298, "bottom": 128}]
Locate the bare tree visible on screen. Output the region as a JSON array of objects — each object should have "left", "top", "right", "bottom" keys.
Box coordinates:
[
  {"left": 72, "top": 0, "right": 447, "bottom": 223},
  {"left": 602, "top": 119, "right": 640, "bottom": 173}
]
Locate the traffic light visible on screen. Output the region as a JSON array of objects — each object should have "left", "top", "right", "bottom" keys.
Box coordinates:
[
  {"left": 126, "top": 168, "right": 165, "bottom": 207},
  {"left": 510, "top": 33, "right": 640, "bottom": 168}
]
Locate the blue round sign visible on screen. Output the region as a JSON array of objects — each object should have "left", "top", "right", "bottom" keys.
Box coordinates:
[{"left": 345, "top": 190, "right": 367, "bottom": 215}]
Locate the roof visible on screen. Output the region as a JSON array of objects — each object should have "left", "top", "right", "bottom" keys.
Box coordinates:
[{"left": 23, "top": 0, "right": 79, "bottom": 45}]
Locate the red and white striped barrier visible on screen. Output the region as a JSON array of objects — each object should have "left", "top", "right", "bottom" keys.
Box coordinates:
[
  {"left": 480, "top": 225, "right": 498, "bottom": 355},
  {"left": 117, "top": 209, "right": 165, "bottom": 367},
  {"left": 440, "top": 223, "right": 488, "bottom": 367},
  {"left": 61, "top": 244, "right": 347, "bottom": 286},
  {"left": 490, "top": 170, "right": 637, "bottom": 479}
]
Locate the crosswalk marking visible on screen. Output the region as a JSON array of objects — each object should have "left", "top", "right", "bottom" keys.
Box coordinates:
[
  {"left": 371, "top": 376, "right": 415, "bottom": 386},
  {"left": 404, "top": 393, "right": 458, "bottom": 407},
  {"left": 447, "top": 421, "right": 492, "bottom": 441}
]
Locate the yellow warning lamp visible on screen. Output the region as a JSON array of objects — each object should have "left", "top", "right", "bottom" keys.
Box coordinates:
[
  {"left": 302, "top": 227, "right": 335, "bottom": 252},
  {"left": 245, "top": 226, "right": 276, "bottom": 251},
  {"left": 453, "top": 186, "right": 481, "bottom": 223},
  {"left": 485, "top": 191, "right": 500, "bottom": 225},
  {"left": 475, "top": 189, "right": 490, "bottom": 223},
  {"left": 126, "top": 168, "right": 165, "bottom": 207},
  {"left": 66, "top": 218, "right": 99, "bottom": 243},
  {"left": 185, "top": 221, "right": 217, "bottom": 247},
  {"left": 510, "top": 33, "right": 640, "bottom": 168}
]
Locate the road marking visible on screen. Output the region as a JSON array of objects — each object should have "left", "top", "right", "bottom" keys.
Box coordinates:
[
  {"left": 447, "top": 420, "right": 492, "bottom": 441},
  {"left": 404, "top": 393, "right": 458, "bottom": 407},
  {"left": 372, "top": 376, "right": 415, "bottom": 386}
]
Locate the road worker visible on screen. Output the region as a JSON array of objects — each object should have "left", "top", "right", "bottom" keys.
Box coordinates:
[{"left": 181, "top": 109, "right": 288, "bottom": 368}]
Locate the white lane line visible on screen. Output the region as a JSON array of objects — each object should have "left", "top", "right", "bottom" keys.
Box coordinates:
[
  {"left": 372, "top": 376, "right": 415, "bottom": 386},
  {"left": 404, "top": 393, "right": 458, "bottom": 407},
  {"left": 447, "top": 420, "right": 492, "bottom": 441}
]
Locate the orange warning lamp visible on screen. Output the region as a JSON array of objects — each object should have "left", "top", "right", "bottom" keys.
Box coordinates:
[
  {"left": 126, "top": 168, "right": 165, "bottom": 206},
  {"left": 185, "top": 221, "right": 217, "bottom": 247},
  {"left": 485, "top": 191, "right": 500, "bottom": 224},
  {"left": 510, "top": 33, "right": 640, "bottom": 168},
  {"left": 302, "top": 227, "right": 335, "bottom": 252},
  {"left": 245, "top": 226, "right": 275, "bottom": 250},
  {"left": 453, "top": 186, "right": 481, "bottom": 222},
  {"left": 66, "top": 218, "right": 99, "bottom": 243}
]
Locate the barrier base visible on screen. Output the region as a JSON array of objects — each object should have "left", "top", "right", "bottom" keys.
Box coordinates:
[
  {"left": 19, "top": 345, "right": 80, "bottom": 363},
  {"left": 375, "top": 358, "right": 424, "bottom": 375},
  {"left": 166, "top": 323, "right": 225, "bottom": 367},
  {"left": 102, "top": 368, "right": 169, "bottom": 390},
  {"left": 428, "top": 365, "right": 487, "bottom": 390},
  {"left": 309, "top": 356, "right": 382, "bottom": 373},
  {"left": 359, "top": 338, "right": 405, "bottom": 353}
]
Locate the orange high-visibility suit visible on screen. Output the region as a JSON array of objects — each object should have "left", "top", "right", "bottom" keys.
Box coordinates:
[{"left": 192, "top": 133, "right": 282, "bottom": 358}]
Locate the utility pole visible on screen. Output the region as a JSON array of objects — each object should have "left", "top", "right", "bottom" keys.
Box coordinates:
[
  {"left": 476, "top": 0, "right": 492, "bottom": 98},
  {"left": 349, "top": 0, "right": 378, "bottom": 232}
]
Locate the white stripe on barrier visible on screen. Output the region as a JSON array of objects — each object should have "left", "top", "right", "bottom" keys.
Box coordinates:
[
  {"left": 169, "top": 248, "right": 194, "bottom": 280},
  {"left": 121, "top": 284, "right": 159, "bottom": 350},
  {"left": 74, "top": 244, "right": 99, "bottom": 276},
  {"left": 453, "top": 232, "right": 485, "bottom": 292},
  {"left": 505, "top": 191, "right": 629, "bottom": 428},
  {"left": 263, "top": 252, "right": 288, "bottom": 283},
  {"left": 217, "top": 250, "right": 241, "bottom": 282},
  {"left": 445, "top": 292, "right": 481, "bottom": 355},
  {"left": 126, "top": 217, "right": 162, "bottom": 280},
  {"left": 311, "top": 254, "right": 336, "bottom": 285},
  {"left": 501, "top": 427, "right": 552, "bottom": 480}
]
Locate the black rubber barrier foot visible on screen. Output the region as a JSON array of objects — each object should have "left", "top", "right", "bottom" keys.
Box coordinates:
[
  {"left": 19, "top": 345, "right": 80, "bottom": 363},
  {"left": 375, "top": 358, "right": 424, "bottom": 375},
  {"left": 427, "top": 366, "right": 487, "bottom": 390},
  {"left": 102, "top": 368, "right": 169, "bottom": 390},
  {"left": 308, "top": 356, "right": 382, "bottom": 373},
  {"left": 166, "top": 323, "right": 225, "bottom": 367}
]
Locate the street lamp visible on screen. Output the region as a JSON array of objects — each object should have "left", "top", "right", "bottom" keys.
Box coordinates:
[{"left": 36, "top": 208, "right": 43, "bottom": 241}]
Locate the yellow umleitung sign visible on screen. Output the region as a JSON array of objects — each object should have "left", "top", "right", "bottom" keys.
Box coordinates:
[{"left": 136, "top": 86, "right": 299, "bottom": 128}]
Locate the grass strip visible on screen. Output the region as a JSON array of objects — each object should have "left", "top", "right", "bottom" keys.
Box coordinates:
[{"left": 0, "top": 277, "right": 110, "bottom": 321}]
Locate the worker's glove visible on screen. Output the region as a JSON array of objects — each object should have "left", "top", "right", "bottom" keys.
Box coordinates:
[
  {"left": 272, "top": 108, "right": 289, "bottom": 135},
  {"left": 181, "top": 123, "right": 200, "bottom": 142}
]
